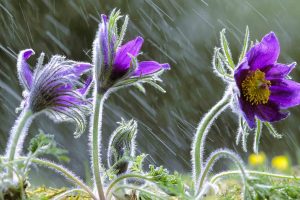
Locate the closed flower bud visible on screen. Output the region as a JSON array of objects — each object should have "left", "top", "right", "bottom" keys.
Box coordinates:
[{"left": 107, "top": 119, "right": 137, "bottom": 175}]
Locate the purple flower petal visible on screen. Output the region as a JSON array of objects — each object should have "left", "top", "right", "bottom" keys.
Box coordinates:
[
  {"left": 234, "top": 59, "right": 250, "bottom": 87},
  {"left": 72, "top": 63, "right": 92, "bottom": 76},
  {"left": 161, "top": 63, "right": 171, "bottom": 70},
  {"left": 60, "top": 63, "right": 92, "bottom": 79},
  {"left": 262, "top": 63, "right": 295, "bottom": 79},
  {"left": 56, "top": 94, "right": 85, "bottom": 105},
  {"left": 234, "top": 32, "right": 299, "bottom": 128},
  {"left": 17, "top": 49, "right": 35, "bottom": 90},
  {"left": 132, "top": 61, "right": 170, "bottom": 77},
  {"left": 100, "top": 14, "right": 109, "bottom": 66},
  {"left": 78, "top": 76, "right": 92, "bottom": 95},
  {"left": 254, "top": 100, "right": 289, "bottom": 122},
  {"left": 238, "top": 97, "right": 256, "bottom": 129},
  {"left": 269, "top": 79, "right": 300, "bottom": 109},
  {"left": 246, "top": 32, "right": 280, "bottom": 70},
  {"left": 113, "top": 36, "right": 144, "bottom": 72}
]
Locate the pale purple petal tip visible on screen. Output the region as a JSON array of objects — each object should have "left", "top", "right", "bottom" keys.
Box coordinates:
[
  {"left": 72, "top": 63, "right": 92, "bottom": 76},
  {"left": 101, "top": 14, "right": 107, "bottom": 23},
  {"left": 133, "top": 61, "right": 170, "bottom": 77},
  {"left": 99, "top": 15, "right": 109, "bottom": 66},
  {"left": 23, "top": 49, "right": 34, "bottom": 59},
  {"left": 17, "top": 49, "right": 35, "bottom": 90},
  {"left": 162, "top": 63, "right": 171, "bottom": 70}
]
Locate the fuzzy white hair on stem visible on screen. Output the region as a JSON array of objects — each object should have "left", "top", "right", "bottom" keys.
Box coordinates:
[{"left": 195, "top": 149, "right": 248, "bottom": 198}]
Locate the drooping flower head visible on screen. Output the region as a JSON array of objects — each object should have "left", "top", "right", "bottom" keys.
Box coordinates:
[
  {"left": 17, "top": 49, "right": 92, "bottom": 137},
  {"left": 234, "top": 32, "right": 300, "bottom": 129},
  {"left": 93, "top": 10, "right": 170, "bottom": 93}
]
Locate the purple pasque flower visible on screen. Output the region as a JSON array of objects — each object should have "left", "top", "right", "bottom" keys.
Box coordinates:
[
  {"left": 234, "top": 32, "right": 300, "bottom": 129},
  {"left": 110, "top": 36, "right": 170, "bottom": 79},
  {"left": 93, "top": 13, "right": 170, "bottom": 93},
  {"left": 17, "top": 49, "right": 92, "bottom": 136}
]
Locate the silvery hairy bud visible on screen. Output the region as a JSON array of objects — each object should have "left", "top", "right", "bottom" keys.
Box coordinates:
[{"left": 107, "top": 119, "right": 137, "bottom": 175}]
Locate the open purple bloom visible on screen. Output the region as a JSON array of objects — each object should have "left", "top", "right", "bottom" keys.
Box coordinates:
[
  {"left": 111, "top": 36, "right": 170, "bottom": 79},
  {"left": 234, "top": 32, "right": 300, "bottom": 129},
  {"left": 93, "top": 14, "right": 170, "bottom": 92},
  {"left": 17, "top": 49, "right": 92, "bottom": 136}
]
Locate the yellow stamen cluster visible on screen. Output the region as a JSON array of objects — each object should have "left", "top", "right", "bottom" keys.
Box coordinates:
[{"left": 241, "top": 70, "right": 271, "bottom": 105}]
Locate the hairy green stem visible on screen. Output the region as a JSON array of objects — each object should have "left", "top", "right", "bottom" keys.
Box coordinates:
[
  {"left": 253, "top": 120, "right": 262, "bottom": 153},
  {"left": 109, "top": 185, "right": 167, "bottom": 200},
  {"left": 192, "top": 93, "right": 231, "bottom": 185},
  {"left": 30, "top": 158, "right": 96, "bottom": 199},
  {"left": 6, "top": 107, "right": 33, "bottom": 177},
  {"left": 52, "top": 188, "right": 89, "bottom": 200},
  {"left": 1, "top": 156, "right": 96, "bottom": 199},
  {"left": 106, "top": 173, "right": 153, "bottom": 198},
  {"left": 210, "top": 170, "right": 300, "bottom": 184},
  {"left": 196, "top": 150, "right": 247, "bottom": 196},
  {"left": 91, "top": 92, "right": 108, "bottom": 200}
]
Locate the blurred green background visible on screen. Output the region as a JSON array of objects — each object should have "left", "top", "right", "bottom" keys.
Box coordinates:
[{"left": 1, "top": 0, "right": 300, "bottom": 187}]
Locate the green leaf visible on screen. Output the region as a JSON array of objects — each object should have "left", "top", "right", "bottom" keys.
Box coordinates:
[
  {"left": 108, "top": 9, "right": 120, "bottom": 39},
  {"left": 147, "top": 165, "right": 185, "bottom": 197},
  {"left": 245, "top": 177, "right": 300, "bottom": 200},
  {"left": 217, "top": 50, "right": 233, "bottom": 72},
  {"left": 130, "top": 154, "right": 147, "bottom": 173},
  {"left": 28, "top": 130, "right": 69, "bottom": 162},
  {"left": 126, "top": 54, "right": 139, "bottom": 75},
  {"left": 116, "top": 15, "right": 129, "bottom": 49},
  {"left": 212, "top": 48, "right": 226, "bottom": 76},
  {"left": 238, "top": 26, "right": 250, "bottom": 63},
  {"left": 134, "top": 83, "right": 146, "bottom": 94},
  {"left": 250, "top": 40, "right": 254, "bottom": 48},
  {"left": 147, "top": 81, "right": 166, "bottom": 93},
  {"left": 253, "top": 119, "right": 262, "bottom": 153},
  {"left": 220, "top": 29, "right": 235, "bottom": 69},
  {"left": 240, "top": 118, "right": 250, "bottom": 152},
  {"left": 212, "top": 48, "right": 234, "bottom": 81},
  {"left": 264, "top": 122, "right": 282, "bottom": 139}
]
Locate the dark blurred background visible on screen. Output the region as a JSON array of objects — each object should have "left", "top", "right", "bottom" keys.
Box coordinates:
[{"left": 1, "top": 0, "right": 300, "bottom": 187}]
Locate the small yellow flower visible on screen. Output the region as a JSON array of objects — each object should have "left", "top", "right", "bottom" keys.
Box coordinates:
[
  {"left": 272, "top": 155, "right": 289, "bottom": 171},
  {"left": 248, "top": 152, "right": 266, "bottom": 166}
]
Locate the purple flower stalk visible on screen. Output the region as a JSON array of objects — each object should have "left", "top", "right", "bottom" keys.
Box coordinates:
[
  {"left": 234, "top": 32, "right": 300, "bottom": 129},
  {"left": 6, "top": 49, "right": 92, "bottom": 173},
  {"left": 93, "top": 13, "right": 170, "bottom": 93}
]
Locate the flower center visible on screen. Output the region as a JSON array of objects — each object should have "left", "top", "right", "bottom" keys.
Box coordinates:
[{"left": 241, "top": 70, "right": 271, "bottom": 105}]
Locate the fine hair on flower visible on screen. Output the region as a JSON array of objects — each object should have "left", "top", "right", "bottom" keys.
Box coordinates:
[{"left": 2, "top": 7, "right": 300, "bottom": 200}]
